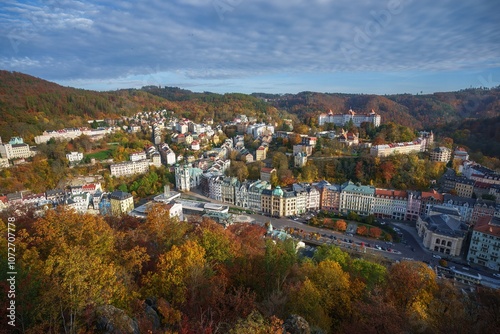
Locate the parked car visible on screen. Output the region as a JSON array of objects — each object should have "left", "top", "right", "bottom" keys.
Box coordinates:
[
  {"left": 493, "top": 273, "right": 500, "bottom": 278},
  {"left": 433, "top": 254, "right": 442, "bottom": 259}
]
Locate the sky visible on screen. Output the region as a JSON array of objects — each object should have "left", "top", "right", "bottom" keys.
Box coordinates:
[{"left": 1, "top": 0, "right": 499, "bottom": 95}]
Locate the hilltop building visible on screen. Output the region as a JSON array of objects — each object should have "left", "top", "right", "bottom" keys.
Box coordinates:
[{"left": 318, "top": 109, "right": 381, "bottom": 127}]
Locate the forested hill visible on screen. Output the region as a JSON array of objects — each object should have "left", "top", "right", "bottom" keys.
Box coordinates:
[
  {"left": 1, "top": 70, "right": 499, "bottom": 154},
  {"left": 0, "top": 71, "right": 283, "bottom": 143},
  {"left": 253, "top": 87, "right": 500, "bottom": 129},
  {"left": 0, "top": 70, "right": 170, "bottom": 142}
]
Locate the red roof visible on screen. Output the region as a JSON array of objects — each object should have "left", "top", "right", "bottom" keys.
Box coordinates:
[{"left": 474, "top": 216, "right": 500, "bottom": 237}]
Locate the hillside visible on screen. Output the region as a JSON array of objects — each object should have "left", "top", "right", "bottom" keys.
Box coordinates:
[
  {"left": 1, "top": 71, "right": 499, "bottom": 156},
  {"left": 0, "top": 71, "right": 172, "bottom": 142},
  {"left": 0, "top": 72, "right": 285, "bottom": 143},
  {"left": 256, "top": 87, "right": 500, "bottom": 130}
]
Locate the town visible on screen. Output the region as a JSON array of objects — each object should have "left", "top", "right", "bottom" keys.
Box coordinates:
[{"left": 1, "top": 107, "right": 499, "bottom": 292}]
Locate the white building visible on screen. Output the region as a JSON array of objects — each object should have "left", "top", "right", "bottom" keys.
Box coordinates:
[
  {"left": 339, "top": 181, "right": 375, "bottom": 216},
  {"left": 66, "top": 151, "right": 84, "bottom": 163},
  {"left": 430, "top": 147, "right": 452, "bottom": 162},
  {"left": 130, "top": 151, "right": 147, "bottom": 162},
  {"left": 110, "top": 160, "right": 149, "bottom": 177},
  {"left": 175, "top": 164, "right": 203, "bottom": 192},
  {"left": 318, "top": 109, "right": 381, "bottom": 127},
  {"left": 0, "top": 137, "right": 31, "bottom": 159},
  {"left": 373, "top": 189, "right": 408, "bottom": 220},
  {"left": 370, "top": 139, "right": 425, "bottom": 157},
  {"left": 467, "top": 216, "right": 500, "bottom": 270},
  {"left": 65, "top": 192, "right": 90, "bottom": 213}
]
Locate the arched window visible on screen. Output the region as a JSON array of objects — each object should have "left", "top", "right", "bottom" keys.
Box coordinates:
[{"left": 436, "top": 238, "right": 440, "bottom": 244}]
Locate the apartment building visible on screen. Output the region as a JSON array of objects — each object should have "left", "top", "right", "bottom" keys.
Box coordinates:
[
  {"left": 430, "top": 146, "right": 452, "bottom": 162},
  {"left": 110, "top": 190, "right": 134, "bottom": 216},
  {"left": 373, "top": 189, "right": 408, "bottom": 220},
  {"left": 110, "top": 160, "right": 149, "bottom": 177},
  {"left": 467, "top": 216, "right": 500, "bottom": 271},
  {"left": 339, "top": 181, "right": 375, "bottom": 216}
]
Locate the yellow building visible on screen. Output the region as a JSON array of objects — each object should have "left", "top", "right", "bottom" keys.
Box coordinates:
[{"left": 110, "top": 190, "right": 134, "bottom": 216}]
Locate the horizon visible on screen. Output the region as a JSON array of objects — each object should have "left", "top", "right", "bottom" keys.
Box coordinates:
[{"left": 1, "top": 1, "right": 499, "bottom": 95}]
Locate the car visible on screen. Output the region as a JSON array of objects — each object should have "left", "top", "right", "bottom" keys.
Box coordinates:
[
  {"left": 433, "top": 254, "right": 442, "bottom": 259},
  {"left": 493, "top": 273, "right": 500, "bottom": 278}
]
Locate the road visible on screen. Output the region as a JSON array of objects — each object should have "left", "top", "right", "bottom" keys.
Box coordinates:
[{"left": 183, "top": 191, "right": 500, "bottom": 284}]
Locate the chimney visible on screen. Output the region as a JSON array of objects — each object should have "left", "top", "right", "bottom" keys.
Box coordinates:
[{"left": 164, "top": 185, "right": 170, "bottom": 195}]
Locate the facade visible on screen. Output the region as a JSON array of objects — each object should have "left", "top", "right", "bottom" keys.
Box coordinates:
[
  {"left": 442, "top": 194, "right": 476, "bottom": 224},
  {"left": 405, "top": 191, "right": 422, "bottom": 221},
  {"left": 294, "top": 152, "right": 307, "bottom": 168},
  {"left": 471, "top": 199, "right": 496, "bottom": 225},
  {"left": 110, "top": 160, "right": 149, "bottom": 177},
  {"left": 0, "top": 137, "right": 31, "bottom": 160},
  {"left": 420, "top": 190, "right": 444, "bottom": 218},
  {"left": 430, "top": 147, "right": 452, "bottom": 162},
  {"left": 373, "top": 189, "right": 408, "bottom": 220},
  {"left": 467, "top": 216, "right": 500, "bottom": 271},
  {"left": 175, "top": 164, "right": 203, "bottom": 192},
  {"left": 260, "top": 167, "right": 276, "bottom": 183},
  {"left": 318, "top": 109, "right": 381, "bottom": 127},
  {"left": 339, "top": 181, "right": 375, "bottom": 216},
  {"left": 221, "top": 177, "right": 239, "bottom": 204},
  {"left": 110, "top": 190, "right": 134, "bottom": 216},
  {"left": 165, "top": 202, "right": 184, "bottom": 221},
  {"left": 370, "top": 139, "right": 425, "bottom": 157},
  {"left": 256, "top": 146, "right": 267, "bottom": 161},
  {"left": 65, "top": 192, "right": 90, "bottom": 213},
  {"left": 66, "top": 151, "right": 84, "bottom": 163},
  {"left": 320, "top": 184, "right": 341, "bottom": 213},
  {"left": 248, "top": 180, "right": 271, "bottom": 213},
  {"left": 130, "top": 151, "right": 147, "bottom": 162},
  {"left": 261, "top": 186, "right": 297, "bottom": 217},
  {"left": 416, "top": 214, "right": 468, "bottom": 257},
  {"left": 454, "top": 147, "right": 469, "bottom": 161}
]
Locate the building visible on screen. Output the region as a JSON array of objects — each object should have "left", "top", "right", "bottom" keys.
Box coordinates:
[
  {"left": 260, "top": 167, "right": 276, "bottom": 183},
  {"left": 337, "top": 130, "right": 359, "bottom": 146},
  {"left": 261, "top": 186, "right": 297, "bottom": 217},
  {"left": 318, "top": 109, "right": 381, "bottom": 127},
  {"left": 0, "top": 137, "right": 31, "bottom": 159},
  {"left": 430, "top": 147, "right": 452, "bottom": 162},
  {"left": 294, "top": 152, "right": 307, "bottom": 168},
  {"left": 110, "top": 160, "right": 149, "bottom": 177},
  {"left": 442, "top": 194, "right": 476, "bottom": 224},
  {"left": 471, "top": 199, "right": 496, "bottom": 225},
  {"left": 175, "top": 164, "right": 203, "bottom": 192},
  {"left": 454, "top": 147, "right": 469, "bottom": 161},
  {"left": 320, "top": 183, "right": 341, "bottom": 213},
  {"left": 248, "top": 180, "right": 271, "bottom": 213},
  {"left": 339, "top": 181, "right": 375, "bottom": 216},
  {"left": 110, "top": 190, "right": 134, "bottom": 216},
  {"left": 370, "top": 139, "right": 425, "bottom": 157},
  {"left": 256, "top": 146, "right": 267, "bottom": 161},
  {"left": 373, "top": 189, "right": 408, "bottom": 220},
  {"left": 65, "top": 192, "right": 90, "bottom": 213},
  {"left": 66, "top": 151, "right": 84, "bottom": 163},
  {"left": 416, "top": 214, "right": 468, "bottom": 257},
  {"left": 467, "top": 216, "right": 500, "bottom": 271},
  {"left": 405, "top": 191, "right": 422, "bottom": 221},
  {"left": 130, "top": 151, "right": 147, "bottom": 162}
]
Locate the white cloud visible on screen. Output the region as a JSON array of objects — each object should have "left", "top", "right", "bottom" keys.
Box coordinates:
[{"left": 0, "top": 0, "right": 498, "bottom": 92}]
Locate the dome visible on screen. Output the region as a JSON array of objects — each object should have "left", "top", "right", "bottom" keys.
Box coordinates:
[{"left": 272, "top": 186, "right": 284, "bottom": 197}]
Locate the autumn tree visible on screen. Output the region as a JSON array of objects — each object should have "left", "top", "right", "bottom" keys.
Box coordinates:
[
  {"left": 385, "top": 261, "right": 437, "bottom": 328},
  {"left": 369, "top": 227, "right": 383, "bottom": 239},
  {"left": 335, "top": 219, "right": 347, "bottom": 232}
]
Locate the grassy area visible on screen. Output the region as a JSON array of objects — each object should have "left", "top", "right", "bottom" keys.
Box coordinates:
[{"left": 85, "top": 148, "right": 114, "bottom": 160}]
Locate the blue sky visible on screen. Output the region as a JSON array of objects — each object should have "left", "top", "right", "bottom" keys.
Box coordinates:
[{"left": 1, "top": 0, "right": 499, "bottom": 94}]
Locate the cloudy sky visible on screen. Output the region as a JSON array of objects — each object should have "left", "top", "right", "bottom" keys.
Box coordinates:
[{"left": 1, "top": 0, "right": 499, "bottom": 94}]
